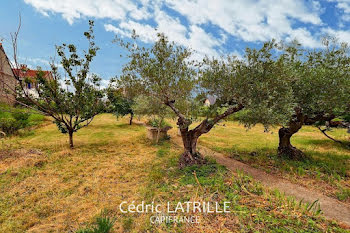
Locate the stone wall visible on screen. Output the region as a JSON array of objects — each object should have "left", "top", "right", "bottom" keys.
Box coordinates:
[{"left": 0, "top": 45, "right": 16, "bottom": 105}]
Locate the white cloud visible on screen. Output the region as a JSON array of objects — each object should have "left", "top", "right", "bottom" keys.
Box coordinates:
[
  {"left": 165, "top": 0, "right": 322, "bottom": 43},
  {"left": 105, "top": 17, "right": 226, "bottom": 59},
  {"left": 328, "top": 0, "right": 350, "bottom": 14},
  {"left": 154, "top": 9, "right": 188, "bottom": 45},
  {"left": 105, "top": 7, "right": 226, "bottom": 59},
  {"left": 105, "top": 21, "right": 157, "bottom": 43},
  {"left": 322, "top": 27, "right": 350, "bottom": 42},
  {"left": 25, "top": 57, "right": 50, "bottom": 67},
  {"left": 10, "top": 56, "right": 57, "bottom": 70},
  {"left": 100, "top": 78, "right": 110, "bottom": 89},
  {"left": 286, "top": 28, "right": 322, "bottom": 48},
  {"left": 186, "top": 25, "right": 223, "bottom": 58},
  {"left": 24, "top": 0, "right": 151, "bottom": 24},
  {"left": 27, "top": 0, "right": 350, "bottom": 58}
]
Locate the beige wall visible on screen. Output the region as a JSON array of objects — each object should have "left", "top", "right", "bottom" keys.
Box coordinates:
[{"left": 0, "top": 46, "right": 16, "bottom": 105}]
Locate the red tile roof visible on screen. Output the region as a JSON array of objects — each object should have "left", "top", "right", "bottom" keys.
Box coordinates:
[{"left": 12, "top": 68, "right": 51, "bottom": 79}]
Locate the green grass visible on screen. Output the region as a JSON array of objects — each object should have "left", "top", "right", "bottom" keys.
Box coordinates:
[
  {"left": 193, "top": 120, "right": 350, "bottom": 202},
  {"left": 76, "top": 211, "right": 115, "bottom": 233}
]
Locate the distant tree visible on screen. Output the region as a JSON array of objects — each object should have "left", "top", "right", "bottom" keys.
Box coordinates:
[
  {"left": 276, "top": 39, "right": 350, "bottom": 159},
  {"left": 132, "top": 95, "right": 172, "bottom": 143},
  {"left": 106, "top": 87, "right": 134, "bottom": 125},
  {"left": 117, "top": 34, "right": 293, "bottom": 167},
  {"left": 7, "top": 20, "right": 104, "bottom": 148}
]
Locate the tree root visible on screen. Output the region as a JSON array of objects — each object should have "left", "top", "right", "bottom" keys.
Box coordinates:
[
  {"left": 278, "top": 145, "right": 306, "bottom": 160},
  {"left": 179, "top": 151, "right": 206, "bottom": 168}
]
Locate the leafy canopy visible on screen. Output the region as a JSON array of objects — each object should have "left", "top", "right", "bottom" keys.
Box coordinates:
[
  {"left": 106, "top": 87, "right": 133, "bottom": 118},
  {"left": 118, "top": 33, "right": 296, "bottom": 129},
  {"left": 281, "top": 38, "right": 350, "bottom": 123},
  {"left": 32, "top": 20, "right": 104, "bottom": 135}
]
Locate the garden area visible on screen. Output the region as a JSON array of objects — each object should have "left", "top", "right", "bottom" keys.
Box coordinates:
[
  {"left": 0, "top": 114, "right": 349, "bottom": 232},
  {"left": 0, "top": 17, "right": 350, "bottom": 233}
]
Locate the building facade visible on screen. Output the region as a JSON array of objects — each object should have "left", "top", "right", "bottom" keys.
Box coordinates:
[
  {"left": 0, "top": 43, "right": 17, "bottom": 105},
  {"left": 12, "top": 65, "right": 53, "bottom": 98}
]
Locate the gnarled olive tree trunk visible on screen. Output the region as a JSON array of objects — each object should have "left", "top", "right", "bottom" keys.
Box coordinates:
[
  {"left": 278, "top": 125, "right": 304, "bottom": 160},
  {"left": 278, "top": 109, "right": 336, "bottom": 160},
  {"left": 177, "top": 120, "right": 206, "bottom": 167},
  {"left": 169, "top": 101, "right": 244, "bottom": 167},
  {"left": 278, "top": 108, "right": 305, "bottom": 159}
]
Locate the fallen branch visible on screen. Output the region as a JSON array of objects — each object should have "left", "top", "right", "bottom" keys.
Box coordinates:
[{"left": 193, "top": 171, "right": 204, "bottom": 192}]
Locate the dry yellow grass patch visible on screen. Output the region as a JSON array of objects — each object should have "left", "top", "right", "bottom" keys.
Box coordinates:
[{"left": 0, "top": 114, "right": 159, "bottom": 232}]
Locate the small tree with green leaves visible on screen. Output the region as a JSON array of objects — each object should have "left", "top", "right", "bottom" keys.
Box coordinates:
[
  {"left": 10, "top": 20, "right": 104, "bottom": 148},
  {"left": 117, "top": 34, "right": 294, "bottom": 167},
  {"left": 106, "top": 87, "right": 134, "bottom": 125}
]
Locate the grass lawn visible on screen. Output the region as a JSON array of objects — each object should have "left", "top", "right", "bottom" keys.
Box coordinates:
[
  {"left": 195, "top": 120, "right": 350, "bottom": 203},
  {"left": 0, "top": 114, "right": 348, "bottom": 232}
]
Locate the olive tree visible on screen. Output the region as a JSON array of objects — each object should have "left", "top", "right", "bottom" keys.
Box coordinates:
[
  {"left": 117, "top": 34, "right": 294, "bottom": 167},
  {"left": 276, "top": 39, "right": 350, "bottom": 159}
]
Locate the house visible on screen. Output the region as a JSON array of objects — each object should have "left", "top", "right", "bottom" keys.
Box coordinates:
[
  {"left": 204, "top": 95, "right": 217, "bottom": 107},
  {"left": 0, "top": 43, "right": 53, "bottom": 104},
  {"left": 0, "top": 43, "right": 17, "bottom": 105},
  {"left": 12, "top": 65, "right": 53, "bottom": 98}
]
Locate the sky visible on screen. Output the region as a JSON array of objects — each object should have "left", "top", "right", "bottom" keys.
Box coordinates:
[{"left": 1, "top": 0, "right": 350, "bottom": 87}]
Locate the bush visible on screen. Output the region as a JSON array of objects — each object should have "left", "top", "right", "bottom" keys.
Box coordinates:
[
  {"left": 146, "top": 118, "right": 170, "bottom": 128},
  {"left": 0, "top": 105, "right": 43, "bottom": 135},
  {"left": 0, "top": 117, "right": 21, "bottom": 135},
  {"left": 13, "top": 112, "right": 30, "bottom": 125}
]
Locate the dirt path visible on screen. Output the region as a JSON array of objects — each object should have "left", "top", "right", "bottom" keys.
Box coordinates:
[
  {"left": 170, "top": 135, "right": 350, "bottom": 227},
  {"left": 137, "top": 121, "right": 350, "bottom": 227}
]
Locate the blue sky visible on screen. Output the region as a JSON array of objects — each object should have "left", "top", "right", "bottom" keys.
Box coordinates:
[{"left": 1, "top": 0, "right": 350, "bottom": 86}]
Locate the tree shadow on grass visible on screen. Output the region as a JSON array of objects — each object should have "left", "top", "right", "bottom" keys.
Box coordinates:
[
  {"left": 75, "top": 133, "right": 149, "bottom": 151},
  {"left": 90, "top": 123, "right": 144, "bottom": 131},
  {"left": 298, "top": 138, "right": 350, "bottom": 151},
  {"left": 221, "top": 145, "right": 349, "bottom": 178}
]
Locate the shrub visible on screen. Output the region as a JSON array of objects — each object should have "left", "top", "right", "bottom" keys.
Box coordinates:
[
  {"left": 12, "top": 112, "right": 30, "bottom": 126},
  {"left": 146, "top": 118, "right": 170, "bottom": 128},
  {"left": 0, "top": 117, "right": 20, "bottom": 135},
  {"left": 0, "top": 106, "right": 42, "bottom": 135}
]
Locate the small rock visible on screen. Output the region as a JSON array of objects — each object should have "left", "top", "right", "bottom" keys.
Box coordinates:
[{"left": 250, "top": 152, "right": 257, "bottom": 156}]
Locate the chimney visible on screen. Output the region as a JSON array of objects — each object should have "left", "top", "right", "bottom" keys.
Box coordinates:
[{"left": 20, "top": 64, "right": 28, "bottom": 70}]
